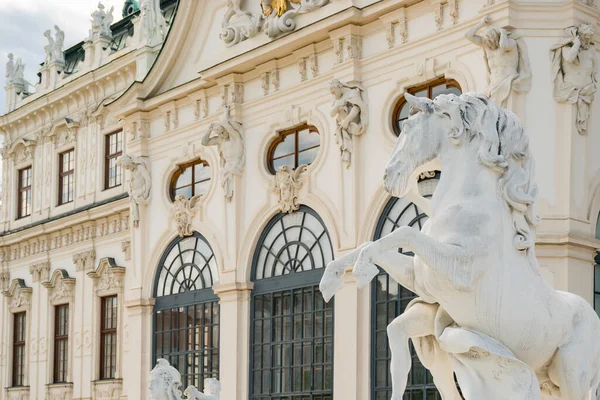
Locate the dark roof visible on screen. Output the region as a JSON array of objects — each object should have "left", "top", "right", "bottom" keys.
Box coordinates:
[{"left": 61, "top": 0, "right": 178, "bottom": 76}]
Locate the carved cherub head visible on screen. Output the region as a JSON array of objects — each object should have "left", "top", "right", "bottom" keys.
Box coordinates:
[{"left": 209, "top": 123, "right": 228, "bottom": 139}]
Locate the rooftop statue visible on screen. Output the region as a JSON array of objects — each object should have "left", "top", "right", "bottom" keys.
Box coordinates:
[
  {"left": 89, "top": 2, "right": 115, "bottom": 40},
  {"left": 43, "top": 25, "right": 65, "bottom": 65},
  {"left": 465, "top": 16, "right": 531, "bottom": 108},
  {"left": 320, "top": 93, "right": 600, "bottom": 400},
  {"left": 551, "top": 24, "right": 598, "bottom": 135},
  {"left": 140, "top": 0, "right": 168, "bottom": 47},
  {"left": 5, "top": 54, "right": 27, "bottom": 88},
  {"left": 149, "top": 359, "right": 183, "bottom": 400},
  {"left": 184, "top": 379, "right": 222, "bottom": 399}
]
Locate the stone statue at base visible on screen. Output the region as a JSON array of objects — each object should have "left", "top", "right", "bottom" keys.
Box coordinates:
[
  {"left": 184, "top": 378, "right": 221, "bottom": 399},
  {"left": 149, "top": 359, "right": 183, "bottom": 400},
  {"left": 320, "top": 92, "right": 600, "bottom": 400}
]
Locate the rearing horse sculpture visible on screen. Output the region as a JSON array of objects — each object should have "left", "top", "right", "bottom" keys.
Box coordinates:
[{"left": 320, "top": 92, "right": 600, "bottom": 400}]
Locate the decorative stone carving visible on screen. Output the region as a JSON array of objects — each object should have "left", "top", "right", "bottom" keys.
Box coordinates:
[
  {"left": 149, "top": 358, "right": 183, "bottom": 400},
  {"left": 0, "top": 270, "right": 10, "bottom": 292},
  {"left": 320, "top": 92, "right": 600, "bottom": 400},
  {"left": 44, "top": 25, "right": 65, "bottom": 65},
  {"left": 140, "top": 0, "right": 168, "bottom": 47},
  {"left": 29, "top": 261, "right": 50, "bottom": 282},
  {"left": 551, "top": 24, "right": 598, "bottom": 135},
  {"left": 329, "top": 79, "right": 368, "bottom": 168},
  {"left": 42, "top": 269, "right": 76, "bottom": 305},
  {"left": 201, "top": 106, "right": 245, "bottom": 201},
  {"left": 5, "top": 54, "right": 27, "bottom": 88},
  {"left": 172, "top": 195, "right": 202, "bottom": 237},
  {"left": 308, "top": 53, "right": 318, "bottom": 77},
  {"left": 73, "top": 250, "right": 96, "bottom": 272},
  {"left": 465, "top": 16, "right": 531, "bottom": 108},
  {"left": 220, "top": 0, "right": 329, "bottom": 46},
  {"left": 89, "top": 2, "right": 114, "bottom": 40},
  {"left": 270, "top": 165, "right": 308, "bottom": 213},
  {"left": 117, "top": 155, "right": 151, "bottom": 228},
  {"left": 8, "top": 138, "right": 36, "bottom": 164},
  {"left": 121, "top": 241, "right": 131, "bottom": 261},
  {"left": 184, "top": 379, "right": 222, "bottom": 400},
  {"left": 2, "top": 279, "right": 32, "bottom": 313},
  {"left": 87, "top": 258, "right": 125, "bottom": 295},
  {"left": 298, "top": 58, "right": 307, "bottom": 81}
]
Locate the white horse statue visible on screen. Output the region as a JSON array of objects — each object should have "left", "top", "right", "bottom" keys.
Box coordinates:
[{"left": 320, "top": 92, "right": 600, "bottom": 400}]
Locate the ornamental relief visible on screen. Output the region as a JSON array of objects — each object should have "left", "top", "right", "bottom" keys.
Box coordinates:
[
  {"left": 2, "top": 279, "right": 33, "bottom": 313},
  {"left": 87, "top": 257, "right": 125, "bottom": 295},
  {"left": 220, "top": 0, "right": 329, "bottom": 46},
  {"left": 43, "top": 269, "right": 76, "bottom": 305}
]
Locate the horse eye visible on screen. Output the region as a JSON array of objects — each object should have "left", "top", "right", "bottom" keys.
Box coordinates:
[{"left": 442, "top": 112, "right": 451, "bottom": 118}]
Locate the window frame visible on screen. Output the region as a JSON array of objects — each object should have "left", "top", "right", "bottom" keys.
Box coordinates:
[
  {"left": 17, "top": 166, "right": 32, "bottom": 219},
  {"left": 104, "top": 130, "right": 123, "bottom": 190},
  {"left": 249, "top": 206, "right": 335, "bottom": 399},
  {"left": 53, "top": 304, "right": 70, "bottom": 383},
  {"left": 267, "top": 124, "right": 320, "bottom": 175},
  {"left": 169, "top": 159, "right": 212, "bottom": 202},
  {"left": 58, "top": 149, "right": 75, "bottom": 206},
  {"left": 152, "top": 232, "right": 220, "bottom": 392},
  {"left": 12, "top": 311, "right": 27, "bottom": 387},
  {"left": 99, "top": 295, "right": 118, "bottom": 380},
  {"left": 392, "top": 78, "right": 461, "bottom": 136}
]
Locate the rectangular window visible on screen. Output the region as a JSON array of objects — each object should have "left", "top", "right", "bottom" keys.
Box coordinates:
[
  {"left": 17, "top": 167, "right": 32, "bottom": 218},
  {"left": 58, "top": 150, "right": 75, "bottom": 205},
  {"left": 105, "top": 131, "right": 123, "bottom": 189},
  {"left": 12, "top": 312, "right": 26, "bottom": 387},
  {"left": 54, "top": 304, "right": 69, "bottom": 383},
  {"left": 100, "top": 296, "right": 117, "bottom": 380}
]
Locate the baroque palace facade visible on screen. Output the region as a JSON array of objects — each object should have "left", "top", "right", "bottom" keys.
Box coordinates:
[{"left": 0, "top": 0, "right": 600, "bottom": 399}]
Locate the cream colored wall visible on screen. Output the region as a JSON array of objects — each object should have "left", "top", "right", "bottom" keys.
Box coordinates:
[{"left": 1, "top": 0, "right": 600, "bottom": 399}]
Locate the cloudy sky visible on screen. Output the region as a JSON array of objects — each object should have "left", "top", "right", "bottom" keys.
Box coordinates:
[{"left": 0, "top": 0, "right": 126, "bottom": 114}]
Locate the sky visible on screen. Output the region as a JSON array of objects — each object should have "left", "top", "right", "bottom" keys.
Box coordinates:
[{"left": 0, "top": 0, "right": 127, "bottom": 114}]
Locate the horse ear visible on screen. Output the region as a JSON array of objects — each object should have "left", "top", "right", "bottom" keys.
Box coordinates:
[{"left": 405, "top": 93, "right": 433, "bottom": 114}]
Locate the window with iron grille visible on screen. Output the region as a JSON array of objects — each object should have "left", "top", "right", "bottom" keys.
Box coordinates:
[
  {"left": 251, "top": 206, "right": 334, "bottom": 400},
  {"left": 105, "top": 131, "right": 123, "bottom": 189},
  {"left": 54, "top": 304, "right": 69, "bottom": 383},
  {"left": 58, "top": 149, "right": 75, "bottom": 205},
  {"left": 12, "top": 312, "right": 26, "bottom": 386},
  {"left": 392, "top": 78, "right": 462, "bottom": 136},
  {"left": 169, "top": 159, "right": 211, "bottom": 201},
  {"left": 267, "top": 125, "right": 320, "bottom": 174},
  {"left": 100, "top": 296, "right": 117, "bottom": 380},
  {"left": 153, "top": 232, "right": 220, "bottom": 392},
  {"left": 17, "top": 167, "right": 32, "bottom": 219},
  {"left": 371, "top": 174, "right": 441, "bottom": 400}
]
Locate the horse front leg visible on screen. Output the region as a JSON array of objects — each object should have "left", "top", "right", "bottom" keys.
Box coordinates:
[
  {"left": 357, "top": 226, "right": 479, "bottom": 292},
  {"left": 319, "top": 242, "right": 372, "bottom": 302}
]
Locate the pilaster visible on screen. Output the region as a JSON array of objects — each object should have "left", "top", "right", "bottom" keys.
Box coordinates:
[{"left": 213, "top": 282, "right": 253, "bottom": 400}]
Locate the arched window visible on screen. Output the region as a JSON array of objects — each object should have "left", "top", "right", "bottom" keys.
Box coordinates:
[
  {"left": 250, "top": 206, "right": 334, "bottom": 399},
  {"left": 392, "top": 78, "right": 462, "bottom": 136},
  {"left": 267, "top": 124, "right": 320, "bottom": 174},
  {"left": 153, "top": 232, "right": 219, "bottom": 392},
  {"left": 372, "top": 173, "right": 440, "bottom": 400},
  {"left": 170, "top": 159, "right": 212, "bottom": 201}
]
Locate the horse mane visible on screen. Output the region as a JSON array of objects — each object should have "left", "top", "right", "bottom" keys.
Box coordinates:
[{"left": 435, "top": 93, "right": 540, "bottom": 257}]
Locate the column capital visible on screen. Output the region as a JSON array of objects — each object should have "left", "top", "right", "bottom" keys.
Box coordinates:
[{"left": 213, "top": 282, "right": 254, "bottom": 303}]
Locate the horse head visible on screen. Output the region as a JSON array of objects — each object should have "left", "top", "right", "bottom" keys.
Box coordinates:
[{"left": 384, "top": 93, "right": 447, "bottom": 198}]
